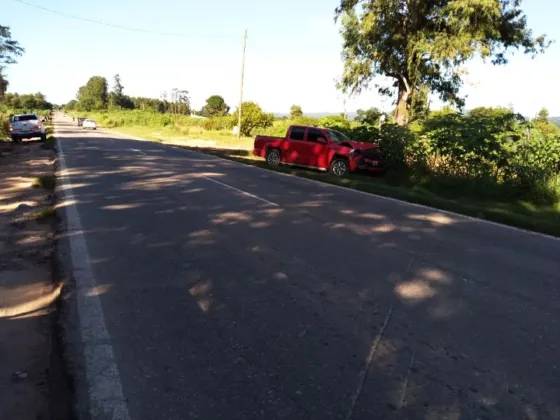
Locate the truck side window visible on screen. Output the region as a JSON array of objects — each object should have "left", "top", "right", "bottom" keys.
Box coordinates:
[
  {"left": 289, "top": 127, "right": 305, "bottom": 141},
  {"left": 307, "top": 128, "right": 324, "bottom": 143}
]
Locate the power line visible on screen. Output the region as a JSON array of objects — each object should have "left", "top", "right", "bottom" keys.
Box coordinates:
[{"left": 11, "top": 0, "right": 233, "bottom": 39}]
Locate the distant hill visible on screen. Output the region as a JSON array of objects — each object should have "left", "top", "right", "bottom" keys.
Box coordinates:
[{"left": 550, "top": 117, "right": 560, "bottom": 127}]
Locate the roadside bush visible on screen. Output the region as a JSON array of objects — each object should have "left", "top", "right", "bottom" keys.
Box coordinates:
[
  {"left": 502, "top": 131, "right": 560, "bottom": 203},
  {"left": 318, "top": 115, "right": 352, "bottom": 131},
  {"left": 416, "top": 109, "right": 560, "bottom": 204},
  {"left": 260, "top": 120, "right": 293, "bottom": 137},
  {"left": 203, "top": 116, "right": 233, "bottom": 131},
  {"left": 231, "top": 102, "right": 274, "bottom": 137},
  {"left": 293, "top": 116, "right": 319, "bottom": 127},
  {"left": 0, "top": 111, "right": 10, "bottom": 138},
  {"left": 377, "top": 125, "right": 415, "bottom": 171}
]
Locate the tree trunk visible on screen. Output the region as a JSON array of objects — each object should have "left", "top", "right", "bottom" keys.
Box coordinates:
[{"left": 394, "top": 85, "right": 410, "bottom": 126}]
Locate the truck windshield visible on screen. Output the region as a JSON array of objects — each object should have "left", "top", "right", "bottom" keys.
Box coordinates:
[{"left": 327, "top": 129, "right": 350, "bottom": 143}]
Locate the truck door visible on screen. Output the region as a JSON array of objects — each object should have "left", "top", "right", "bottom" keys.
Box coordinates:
[
  {"left": 283, "top": 126, "right": 307, "bottom": 165},
  {"left": 305, "top": 128, "right": 330, "bottom": 169}
]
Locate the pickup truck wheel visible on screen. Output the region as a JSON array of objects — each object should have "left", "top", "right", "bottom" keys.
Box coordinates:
[
  {"left": 330, "top": 158, "right": 349, "bottom": 177},
  {"left": 11, "top": 136, "right": 19, "bottom": 143},
  {"left": 40, "top": 134, "right": 46, "bottom": 142},
  {"left": 266, "top": 149, "right": 281, "bottom": 166}
]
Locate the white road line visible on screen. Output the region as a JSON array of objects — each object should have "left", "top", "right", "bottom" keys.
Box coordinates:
[
  {"left": 57, "top": 138, "right": 131, "bottom": 420},
  {"left": 203, "top": 176, "right": 279, "bottom": 207},
  {"left": 131, "top": 148, "right": 146, "bottom": 155}
]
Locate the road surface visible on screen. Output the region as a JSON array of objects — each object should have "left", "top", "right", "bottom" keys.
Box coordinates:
[{"left": 55, "top": 116, "right": 560, "bottom": 420}]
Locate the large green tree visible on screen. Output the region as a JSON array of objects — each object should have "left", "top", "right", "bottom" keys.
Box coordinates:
[
  {"left": 1, "top": 91, "right": 51, "bottom": 110},
  {"left": 77, "top": 76, "right": 108, "bottom": 111},
  {"left": 535, "top": 107, "right": 549, "bottom": 124},
  {"left": 290, "top": 105, "right": 303, "bottom": 119},
  {"left": 0, "top": 74, "right": 7, "bottom": 96},
  {"left": 200, "top": 95, "right": 230, "bottom": 117},
  {"left": 108, "top": 74, "right": 133, "bottom": 109},
  {"left": 355, "top": 107, "right": 384, "bottom": 126},
  {"left": 335, "top": 0, "right": 550, "bottom": 126},
  {"left": 532, "top": 107, "right": 559, "bottom": 136},
  {"left": 232, "top": 102, "right": 274, "bottom": 137}
]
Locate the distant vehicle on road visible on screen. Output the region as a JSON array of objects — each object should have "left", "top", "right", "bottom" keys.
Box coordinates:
[
  {"left": 77, "top": 117, "right": 87, "bottom": 126},
  {"left": 8, "top": 113, "right": 47, "bottom": 143},
  {"left": 253, "top": 125, "right": 383, "bottom": 177},
  {"left": 82, "top": 119, "right": 97, "bottom": 130}
]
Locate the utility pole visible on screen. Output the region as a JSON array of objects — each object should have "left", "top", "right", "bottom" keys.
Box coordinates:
[{"left": 237, "top": 29, "right": 247, "bottom": 139}]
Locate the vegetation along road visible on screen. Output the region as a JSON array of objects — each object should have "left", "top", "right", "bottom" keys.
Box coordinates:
[{"left": 55, "top": 114, "right": 560, "bottom": 419}]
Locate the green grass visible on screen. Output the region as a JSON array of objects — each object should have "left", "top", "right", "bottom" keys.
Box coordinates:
[{"left": 110, "top": 125, "right": 254, "bottom": 150}]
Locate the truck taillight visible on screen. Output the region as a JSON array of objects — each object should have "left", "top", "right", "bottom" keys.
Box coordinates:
[{"left": 8, "top": 124, "right": 13, "bottom": 131}]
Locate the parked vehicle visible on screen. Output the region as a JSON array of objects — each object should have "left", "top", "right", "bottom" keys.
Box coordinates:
[
  {"left": 82, "top": 119, "right": 97, "bottom": 130},
  {"left": 77, "top": 117, "right": 86, "bottom": 126},
  {"left": 253, "top": 125, "right": 383, "bottom": 176},
  {"left": 8, "top": 114, "right": 47, "bottom": 143}
]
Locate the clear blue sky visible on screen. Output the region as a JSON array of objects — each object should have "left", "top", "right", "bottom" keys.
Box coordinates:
[{"left": 3, "top": 0, "right": 560, "bottom": 116}]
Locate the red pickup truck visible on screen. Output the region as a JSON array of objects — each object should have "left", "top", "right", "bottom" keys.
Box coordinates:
[{"left": 253, "top": 125, "right": 382, "bottom": 176}]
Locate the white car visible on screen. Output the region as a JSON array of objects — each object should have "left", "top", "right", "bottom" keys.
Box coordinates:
[{"left": 82, "top": 119, "right": 97, "bottom": 130}]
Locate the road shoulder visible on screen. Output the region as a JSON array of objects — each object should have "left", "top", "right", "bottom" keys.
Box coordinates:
[{"left": 0, "top": 139, "right": 71, "bottom": 419}]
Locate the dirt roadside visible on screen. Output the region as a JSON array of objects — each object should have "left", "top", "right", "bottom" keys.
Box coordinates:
[{"left": 0, "top": 138, "right": 73, "bottom": 419}]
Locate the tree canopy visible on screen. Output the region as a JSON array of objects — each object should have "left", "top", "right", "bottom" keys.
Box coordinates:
[
  {"left": 1, "top": 92, "right": 52, "bottom": 110},
  {"left": 108, "top": 74, "right": 134, "bottom": 109},
  {"left": 77, "top": 76, "right": 108, "bottom": 111},
  {"left": 232, "top": 101, "right": 274, "bottom": 137},
  {"left": 168, "top": 89, "right": 191, "bottom": 115},
  {"left": 355, "top": 107, "right": 384, "bottom": 126},
  {"left": 0, "top": 25, "right": 24, "bottom": 67},
  {"left": 336, "top": 0, "right": 550, "bottom": 126},
  {"left": 535, "top": 107, "right": 549, "bottom": 123},
  {"left": 532, "top": 107, "right": 558, "bottom": 136},
  {"left": 0, "top": 25, "right": 24, "bottom": 96},
  {"left": 200, "top": 95, "right": 230, "bottom": 117},
  {"left": 290, "top": 105, "right": 303, "bottom": 119}
]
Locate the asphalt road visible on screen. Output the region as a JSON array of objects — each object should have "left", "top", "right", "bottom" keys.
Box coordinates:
[{"left": 55, "top": 116, "right": 560, "bottom": 420}]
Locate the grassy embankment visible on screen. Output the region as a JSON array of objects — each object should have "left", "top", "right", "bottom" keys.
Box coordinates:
[
  {"left": 73, "top": 110, "right": 560, "bottom": 237},
  {"left": 75, "top": 110, "right": 255, "bottom": 149}
]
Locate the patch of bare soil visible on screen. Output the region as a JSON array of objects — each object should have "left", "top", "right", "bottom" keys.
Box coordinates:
[{"left": 0, "top": 140, "right": 70, "bottom": 419}]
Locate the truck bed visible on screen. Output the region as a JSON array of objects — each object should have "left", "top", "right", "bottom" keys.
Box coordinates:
[{"left": 253, "top": 135, "right": 284, "bottom": 158}]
